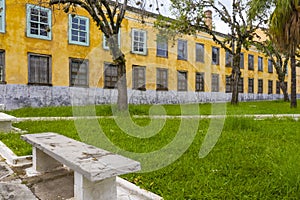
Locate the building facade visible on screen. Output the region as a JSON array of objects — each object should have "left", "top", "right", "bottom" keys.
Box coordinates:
[{"left": 0, "top": 1, "right": 298, "bottom": 110}]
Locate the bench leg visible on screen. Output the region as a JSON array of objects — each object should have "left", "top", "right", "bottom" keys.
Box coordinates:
[
  {"left": 0, "top": 121, "right": 13, "bottom": 132},
  {"left": 74, "top": 172, "right": 117, "bottom": 200},
  {"left": 33, "top": 147, "right": 63, "bottom": 172}
]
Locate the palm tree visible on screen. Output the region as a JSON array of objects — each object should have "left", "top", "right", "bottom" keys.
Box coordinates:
[{"left": 249, "top": 0, "right": 299, "bottom": 108}]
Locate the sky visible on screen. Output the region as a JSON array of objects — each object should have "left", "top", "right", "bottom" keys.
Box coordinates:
[
  {"left": 212, "top": 0, "right": 232, "bottom": 33},
  {"left": 126, "top": 0, "right": 236, "bottom": 33},
  {"left": 142, "top": 0, "right": 233, "bottom": 34}
]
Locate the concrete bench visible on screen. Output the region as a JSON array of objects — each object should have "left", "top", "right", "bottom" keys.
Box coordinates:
[
  {"left": 0, "top": 112, "right": 16, "bottom": 132},
  {"left": 21, "top": 132, "right": 141, "bottom": 200}
]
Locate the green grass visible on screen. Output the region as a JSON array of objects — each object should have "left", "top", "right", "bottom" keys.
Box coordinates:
[
  {"left": 2, "top": 100, "right": 300, "bottom": 199},
  {"left": 0, "top": 133, "right": 32, "bottom": 156},
  {"left": 1, "top": 116, "right": 300, "bottom": 199},
  {"left": 4, "top": 100, "right": 300, "bottom": 117}
]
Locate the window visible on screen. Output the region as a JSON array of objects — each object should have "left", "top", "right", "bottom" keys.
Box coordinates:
[
  {"left": 196, "top": 43, "right": 204, "bottom": 62},
  {"left": 132, "top": 29, "right": 147, "bottom": 55},
  {"left": 0, "top": 50, "right": 5, "bottom": 83},
  {"left": 248, "top": 78, "right": 254, "bottom": 93},
  {"left": 195, "top": 72, "right": 205, "bottom": 92},
  {"left": 212, "top": 47, "right": 220, "bottom": 65},
  {"left": 28, "top": 53, "right": 51, "bottom": 85},
  {"left": 258, "top": 56, "right": 263, "bottom": 71},
  {"left": 276, "top": 81, "right": 280, "bottom": 94},
  {"left": 69, "top": 15, "right": 89, "bottom": 46},
  {"left": 156, "top": 35, "right": 168, "bottom": 57},
  {"left": 177, "top": 71, "right": 187, "bottom": 91},
  {"left": 268, "top": 59, "right": 273, "bottom": 73},
  {"left": 240, "top": 53, "right": 244, "bottom": 69},
  {"left": 104, "top": 63, "right": 118, "bottom": 89},
  {"left": 238, "top": 78, "right": 244, "bottom": 93},
  {"left": 226, "top": 75, "right": 232, "bottom": 93},
  {"left": 69, "top": 58, "right": 89, "bottom": 87},
  {"left": 225, "top": 51, "right": 232, "bottom": 67},
  {"left": 156, "top": 68, "right": 168, "bottom": 91},
  {"left": 26, "top": 4, "right": 52, "bottom": 40},
  {"left": 103, "top": 31, "right": 120, "bottom": 50},
  {"left": 248, "top": 54, "right": 254, "bottom": 70},
  {"left": 178, "top": 40, "right": 187, "bottom": 60},
  {"left": 0, "top": 0, "right": 5, "bottom": 33},
  {"left": 211, "top": 74, "right": 219, "bottom": 92},
  {"left": 268, "top": 80, "right": 273, "bottom": 94},
  {"left": 132, "top": 66, "right": 146, "bottom": 90},
  {"left": 258, "top": 79, "right": 263, "bottom": 94},
  {"left": 226, "top": 76, "right": 243, "bottom": 93}
]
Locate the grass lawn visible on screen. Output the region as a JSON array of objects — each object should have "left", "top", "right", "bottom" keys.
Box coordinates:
[
  {"left": 4, "top": 100, "right": 300, "bottom": 117},
  {"left": 1, "top": 100, "right": 300, "bottom": 199}
]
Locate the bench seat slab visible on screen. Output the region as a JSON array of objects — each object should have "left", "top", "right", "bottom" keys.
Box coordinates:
[{"left": 21, "top": 132, "right": 141, "bottom": 182}]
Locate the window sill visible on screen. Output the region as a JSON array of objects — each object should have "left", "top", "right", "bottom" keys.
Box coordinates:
[
  {"left": 156, "top": 88, "right": 168, "bottom": 91},
  {"left": 69, "top": 40, "right": 90, "bottom": 46},
  {"left": 156, "top": 55, "right": 168, "bottom": 58},
  {"left": 27, "top": 34, "right": 52, "bottom": 41},
  {"left": 104, "top": 86, "right": 117, "bottom": 89},
  {"left": 133, "top": 88, "right": 146, "bottom": 91},
  {"left": 28, "top": 83, "right": 52, "bottom": 86},
  {"left": 70, "top": 85, "right": 89, "bottom": 88},
  {"left": 131, "top": 51, "right": 147, "bottom": 56}
]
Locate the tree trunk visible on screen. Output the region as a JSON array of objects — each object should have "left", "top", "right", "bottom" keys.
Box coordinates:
[
  {"left": 279, "top": 81, "right": 289, "bottom": 102},
  {"left": 274, "top": 59, "right": 289, "bottom": 102},
  {"left": 231, "top": 49, "right": 241, "bottom": 105},
  {"left": 231, "top": 69, "right": 240, "bottom": 105},
  {"left": 290, "top": 52, "right": 297, "bottom": 108},
  {"left": 117, "top": 61, "right": 128, "bottom": 111},
  {"left": 108, "top": 35, "right": 128, "bottom": 111}
]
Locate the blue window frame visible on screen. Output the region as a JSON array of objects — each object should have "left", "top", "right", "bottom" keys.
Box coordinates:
[
  {"left": 258, "top": 56, "right": 263, "bottom": 71},
  {"left": 157, "top": 35, "right": 168, "bottom": 57},
  {"left": 26, "top": 4, "right": 52, "bottom": 40},
  {"left": 132, "top": 29, "right": 147, "bottom": 55},
  {"left": 0, "top": 0, "right": 5, "bottom": 33},
  {"left": 69, "top": 15, "right": 90, "bottom": 46},
  {"left": 212, "top": 47, "right": 220, "bottom": 65},
  {"left": 268, "top": 59, "right": 273, "bottom": 73},
  {"left": 240, "top": 53, "right": 244, "bottom": 69},
  {"left": 178, "top": 39, "right": 187, "bottom": 60},
  {"left": 248, "top": 54, "right": 254, "bottom": 70},
  {"left": 225, "top": 50, "right": 232, "bottom": 67},
  {"left": 196, "top": 43, "right": 204, "bottom": 62}
]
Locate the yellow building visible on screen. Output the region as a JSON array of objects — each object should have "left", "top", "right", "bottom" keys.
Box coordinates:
[{"left": 0, "top": 1, "right": 298, "bottom": 109}]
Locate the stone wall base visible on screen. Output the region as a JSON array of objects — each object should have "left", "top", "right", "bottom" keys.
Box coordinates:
[{"left": 0, "top": 84, "right": 297, "bottom": 110}]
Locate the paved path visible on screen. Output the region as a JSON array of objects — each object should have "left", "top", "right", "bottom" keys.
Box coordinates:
[
  {"left": 0, "top": 156, "right": 37, "bottom": 200},
  {"left": 15, "top": 114, "right": 300, "bottom": 122}
]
